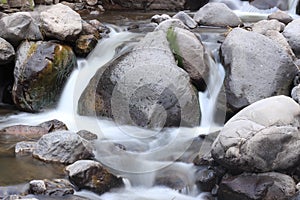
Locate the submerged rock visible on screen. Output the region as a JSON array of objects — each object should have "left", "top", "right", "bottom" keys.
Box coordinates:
[
  {"left": 78, "top": 30, "right": 200, "bottom": 129},
  {"left": 218, "top": 172, "right": 296, "bottom": 200},
  {"left": 0, "top": 125, "right": 48, "bottom": 141},
  {"left": 0, "top": 12, "right": 42, "bottom": 47},
  {"left": 193, "top": 3, "right": 242, "bottom": 27},
  {"left": 221, "top": 28, "right": 297, "bottom": 113},
  {"left": 15, "top": 141, "right": 36, "bottom": 155},
  {"left": 33, "top": 131, "right": 94, "bottom": 164},
  {"left": 212, "top": 96, "right": 300, "bottom": 172},
  {"left": 65, "top": 160, "right": 123, "bottom": 195},
  {"left": 40, "top": 3, "right": 82, "bottom": 41},
  {"left": 0, "top": 37, "right": 15, "bottom": 65},
  {"left": 12, "top": 41, "right": 76, "bottom": 112},
  {"left": 283, "top": 19, "right": 300, "bottom": 58}
]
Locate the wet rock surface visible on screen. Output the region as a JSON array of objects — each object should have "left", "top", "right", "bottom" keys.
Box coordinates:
[
  {"left": 15, "top": 141, "right": 36, "bottom": 155},
  {"left": 0, "top": 37, "right": 15, "bottom": 65},
  {"left": 65, "top": 160, "right": 123, "bottom": 195},
  {"left": 0, "top": 12, "right": 42, "bottom": 47},
  {"left": 218, "top": 172, "right": 296, "bottom": 200},
  {"left": 78, "top": 30, "right": 200, "bottom": 128},
  {"left": 29, "top": 179, "right": 74, "bottom": 196},
  {"left": 221, "top": 28, "right": 297, "bottom": 113},
  {"left": 33, "top": 131, "right": 94, "bottom": 164},
  {"left": 212, "top": 96, "right": 300, "bottom": 172},
  {"left": 12, "top": 40, "right": 76, "bottom": 112}
]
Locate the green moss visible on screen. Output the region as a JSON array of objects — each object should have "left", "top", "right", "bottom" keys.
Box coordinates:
[
  {"left": 1, "top": 0, "right": 7, "bottom": 4},
  {"left": 27, "top": 42, "right": 38, "bottom": 57},
  {"left": 166, "top": 27, "right": 183, "bottom": 68}
]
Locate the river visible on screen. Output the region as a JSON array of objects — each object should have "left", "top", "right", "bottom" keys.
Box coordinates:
[{"left": 0, "top": 0, "right": 299, "bottom": 199}]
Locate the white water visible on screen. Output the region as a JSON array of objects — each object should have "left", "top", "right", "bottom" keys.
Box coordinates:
[{"left": 0, "top": 26, "right": 224, "bottom": 199}]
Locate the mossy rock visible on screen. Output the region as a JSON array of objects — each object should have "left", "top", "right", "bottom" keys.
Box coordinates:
[{"left": 12, "top": 41, "right": 76, "bottom": 112}]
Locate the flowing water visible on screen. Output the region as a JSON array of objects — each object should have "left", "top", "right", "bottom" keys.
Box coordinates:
[{"left": 0, "top": 0, "right": 299, "bottom": 199}]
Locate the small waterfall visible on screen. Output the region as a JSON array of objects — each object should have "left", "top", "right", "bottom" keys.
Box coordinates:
[{"left": 0, "top": 24, "right": 226, "bottom": 200}]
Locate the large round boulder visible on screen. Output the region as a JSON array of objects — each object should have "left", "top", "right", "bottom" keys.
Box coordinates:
[
  {"left": 221, "top": 28, "right": 298, "bottom": 113},
  {"left": 12, "top": 41, "right": 76, "bottom": 112},
  {"left": 40, "top": 3, "right": 82, "bottom": 42},
  {"left": 78, "top": 30, "right": 200, "bottom": 129},
  {"left": 193, "top": 3, "right": 242, "bottom": 27},
  {"left": 211, "top": 96, "right": 300, "bottom": 172}
]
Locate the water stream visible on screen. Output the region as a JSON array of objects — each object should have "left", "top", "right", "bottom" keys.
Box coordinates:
[{"left": 0, "top": 0, "right": 299, "bottom": 199}]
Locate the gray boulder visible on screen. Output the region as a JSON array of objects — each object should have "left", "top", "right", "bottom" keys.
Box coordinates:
[
  {"left": 251, "top": 19, "right": 285, "bottom": 35},
  {"left": 65, "top": 160, "right": 123, "bottom": 195},
  {"left": 40, "top": 3, "right": 82, "bottom": 41},
  {"left": 168, "top": 27, "right": 209, "bottom": 91},
  {"left": 12, "top": 41, "right": 76, "bottom": 112},
  {"left": 268, "top": 10, "right": 293, "bottom": 25},
  {"left": 0, "top": 12, "right": 42, "bottom": 47},
  {"left": 78, "top": 30, "right": 200, "bottom": 128},
  {"left": 33, "top": 131, "right": 94, "bottom": 164},
  {"left": 193, "top": 3, "right": 242, "bottom": 27},
  {"left": 29, "top": 179, "right": 74, "bottom": 196},
  {"left": 218, "top": 172, "right": 296, "bottom": 200},
  {"left": 212, "top": 95, "right": 300, "bottom": 172},
  {"left": 0, "top": 38, "right": 15, "bottom": 65},
  {"left": 283, "top": 19, "right": 300, "bottom": 58},
  {"left": 221, "top": 28, "right": 297, "bottom": 112},
  {"left": 155, "top": 19, "right": 188, "bottom": 32},
  {"left": 172, "top": 11, "right": 197, "bottom": 29}
]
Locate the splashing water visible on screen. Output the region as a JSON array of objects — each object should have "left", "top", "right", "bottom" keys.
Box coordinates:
[{"left": 0, "top": 25, "right": 226, "bottom": 199}]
